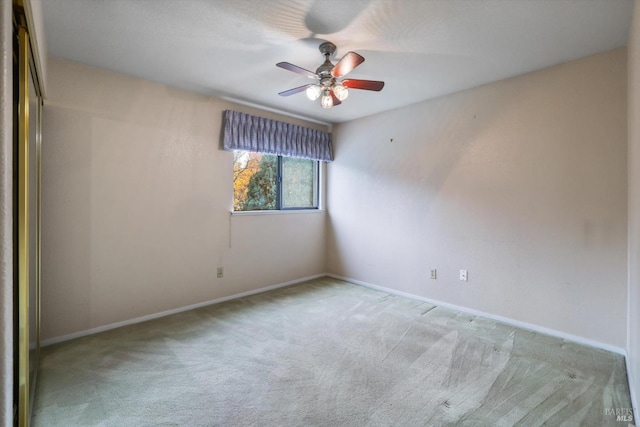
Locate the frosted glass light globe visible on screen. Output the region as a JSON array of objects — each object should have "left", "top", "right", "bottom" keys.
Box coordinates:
[
  {"left": 321, "top": 91, "right": 333, "bottom": 109},
  {"left": 306, "top": 85, "right": 322, "bottom": 100},
  {"left": 333, "top": 84, "right": 349, "bottom": 101}
]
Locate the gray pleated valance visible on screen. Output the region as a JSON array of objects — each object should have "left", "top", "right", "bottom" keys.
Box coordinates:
[{"left": 223, "top": 110, "right": 333, "bottom": 162}]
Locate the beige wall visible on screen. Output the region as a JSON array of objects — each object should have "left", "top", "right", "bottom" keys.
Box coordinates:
[
  {"left": 42, "top": 58, "right": 327, "bottom": 341},
  {"left": 327, "top": 48, "right": 628, "bottom": 349},
  {"left": 43, "top": 45, "right": 631, "bottom": 359},
  {"left": 628, "top": 0, "right": 640, "bottom": 416}
]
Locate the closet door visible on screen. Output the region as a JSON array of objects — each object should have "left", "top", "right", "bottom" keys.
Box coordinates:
[{"left": 16, "top": 23, "right": 42, "bottom": 427}]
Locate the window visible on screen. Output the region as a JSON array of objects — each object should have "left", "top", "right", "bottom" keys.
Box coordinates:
[
  {"left": 233, "top": 150, "right": 318, "bottom": 211},
  {"left": 223, "top": 110, "right": 330, "bottom": 212}
]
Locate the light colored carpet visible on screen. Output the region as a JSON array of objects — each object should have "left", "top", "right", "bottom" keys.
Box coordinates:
[{"left": 33, "top": 277, "right": 632, "bottom": 426}]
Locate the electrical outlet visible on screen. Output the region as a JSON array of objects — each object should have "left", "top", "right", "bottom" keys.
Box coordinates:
[
  {"left": 459, "top": 269, "right": 468, "bottom": 281},
  {"left": 430, "top": 269, "right": 437, "bottom": 280},
  {"left": 217, "top": 267, "right": 224, "bottom": 278}
]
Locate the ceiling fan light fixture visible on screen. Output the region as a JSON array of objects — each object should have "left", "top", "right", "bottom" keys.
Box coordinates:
[
  {"left": 306, "top": 85, "right": 322, "bottom": 100},
  {"left": 333, "top": 84, "right": 349, "bottom": 101},
  {"left": 277, "top": 42, "right": 384, "bottom": 110},
  {"left": 321, "top": 90, "right": 333, "bottom": 109}
]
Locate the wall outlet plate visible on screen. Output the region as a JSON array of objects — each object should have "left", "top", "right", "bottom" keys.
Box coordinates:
[
  {"left": 217, "top": 267, "right": 224, "bottom": 278},
  {"left": 430, "top": 269, "right": 437, "bottom": 279},
  {"left": 459, "top": 269, "right": 468, "bottom": 281}
]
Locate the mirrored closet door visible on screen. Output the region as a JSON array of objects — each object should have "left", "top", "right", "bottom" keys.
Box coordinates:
[{"left": 14, "top": 12, "right": 43, "bottom": 427}]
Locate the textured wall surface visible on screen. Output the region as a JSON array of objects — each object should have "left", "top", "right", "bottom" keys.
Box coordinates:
[
  {"left": 628, "top": 0, "right": 640, "bottom": 417},
  {"left": 0, "top": 0, "right": 12, "bottom": 424},
  {"left": 42, "top": 58, "right": 327, "bottom": 341},
  {"left": 327, "top": 48, "right": 628, "bottom": 349}
]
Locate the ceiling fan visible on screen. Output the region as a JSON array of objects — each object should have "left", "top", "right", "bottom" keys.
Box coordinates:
[{"left": 276, "top": 42, "right": 385, "bottom": 109}]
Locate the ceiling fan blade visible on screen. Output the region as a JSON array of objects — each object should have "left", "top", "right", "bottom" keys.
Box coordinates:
[
  {"left": 330, "top": 90, "right": 342, "bottom": 106},
  {"left": 276, "top": 62, "right": 318, "bottom": 79},
  {"left": 342, "top": 79, "right": 385, "bottom": 91},
  {"left": 331, "top": 52, "right": 365, "bottom": 78},
  {"left": 278, "top": 84, "right": 313, "bottom": 97}
]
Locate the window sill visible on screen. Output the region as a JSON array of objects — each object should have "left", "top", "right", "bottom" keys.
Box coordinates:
[{"left": 231, "top": 209, "right": 325, "bottom": 216}]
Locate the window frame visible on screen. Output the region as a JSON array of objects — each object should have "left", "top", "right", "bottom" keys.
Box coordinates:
[{"left": 233, "top": 150, "right": 320, "bottom": 212}]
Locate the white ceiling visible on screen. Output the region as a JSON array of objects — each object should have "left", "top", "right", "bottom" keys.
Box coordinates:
[{"left": 41, "top": 0, "right": 633, "bottom": 124}]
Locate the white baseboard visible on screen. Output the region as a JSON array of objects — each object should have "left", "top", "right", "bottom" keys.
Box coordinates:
[
  {"left": 43, "top": 271, "right": 627, "bottom": 357},
  {"left": 327, "top": 274, "right": 626, "bottom": 356},
  {"left": 41, "top": 273, "right": 326, "bottom": 347}
]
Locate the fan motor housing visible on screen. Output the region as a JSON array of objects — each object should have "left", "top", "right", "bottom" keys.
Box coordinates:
[{"left": 316, "top": 42, "right": 337, "bottom": 77}]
